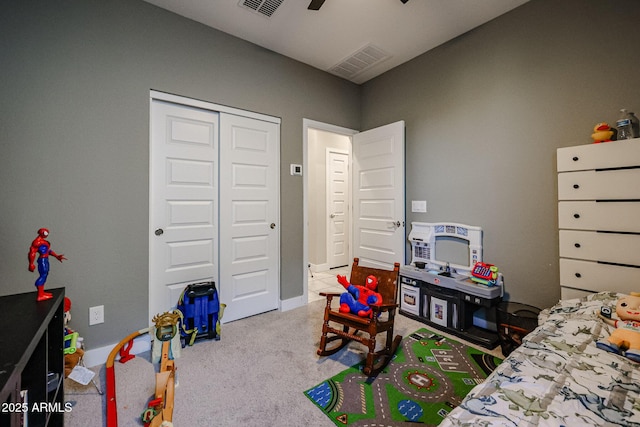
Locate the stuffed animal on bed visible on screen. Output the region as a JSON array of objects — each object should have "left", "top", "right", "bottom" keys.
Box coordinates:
[
  {"left": 337, "top": 274, "right": 382, "bottom": 318},
  {"left": 596, "top": 292, "right": 640, "bottom": 362}
]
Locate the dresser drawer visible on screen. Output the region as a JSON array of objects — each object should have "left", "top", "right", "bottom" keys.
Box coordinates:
[
  {"left": 558, "top": 201, "right": 640, "bottom": 233},
  {"left": 560, "top": 258, "right": 640, "bottom": 294},
  {"left": 557, "top": 138, "right": 640, "bottom": 172},
  {"left": 559, "top": 230, "right": 640, "bottom": 266},
  {"left": 558, "top": 168, "right": 640, "bottom": 200}
]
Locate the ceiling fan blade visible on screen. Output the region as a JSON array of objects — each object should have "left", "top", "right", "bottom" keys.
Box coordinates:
[{"left": 308, "top": 0, "right": 326, "bottom": 10}]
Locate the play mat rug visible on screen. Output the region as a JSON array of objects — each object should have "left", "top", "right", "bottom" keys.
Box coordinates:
[{"left": 304, "top": 328, "right": 502, "bottom": 426}]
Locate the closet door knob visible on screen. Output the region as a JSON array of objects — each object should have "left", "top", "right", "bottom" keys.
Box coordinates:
[{"left": 155, "top": 228, "right": 164, "bottom": 236}]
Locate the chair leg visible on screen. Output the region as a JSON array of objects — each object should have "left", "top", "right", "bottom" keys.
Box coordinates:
[
  {"left": 361, "top": 334, "right": 377, "bottom": 375},
  {"left": 385, "top": 328, "right": 394, "bottom": 352},
  {"left": 390, "top": 334, "right": 402, "bottom": 356},
  {"left": 317, "top": 326, "right": 329, "bottom": 356},
  {"left": 317, "top": 320, "right": 332, "bottom": 355},
  {"left": 317, "top": 324, "right": 351, "bottom": 356},
  {"left": 362, "top": 333, "right": 403, "bottom": 376}
]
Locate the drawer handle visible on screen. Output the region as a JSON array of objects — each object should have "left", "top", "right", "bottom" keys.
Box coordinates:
[
  {"left": 573, "top": 213, "right": 580, "bottom": 219},
  {"left": 572, "top": 156, "right": 579, "bottom": 162},
  {"left": 574, "top": 243, "right": 581, "bottom": 248},
  {"left": 573, "top": 184, "right": 580, "bottom": 189},
  {"left": 575, "top": 273, "right": 582, "bottom": 278}
]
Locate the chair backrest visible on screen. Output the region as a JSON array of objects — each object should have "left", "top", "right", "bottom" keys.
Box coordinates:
[{"left": 349, "top": 258, "right": 400, "bottom": 304}]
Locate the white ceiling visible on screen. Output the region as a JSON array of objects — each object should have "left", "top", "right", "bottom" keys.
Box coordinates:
[{"left": 143, "top": 0, "right": 529, "bottom": 84}]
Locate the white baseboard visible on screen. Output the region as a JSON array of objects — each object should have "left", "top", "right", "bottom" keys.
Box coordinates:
[
  {"left": 82, "top": 333, "right": 152, "bottom": 368},
  {"left": 308, "top": 263, "right": 329, "bottom": 273},
  {"left": 280, "top": 295, "right": 305, "bottom": 312}
]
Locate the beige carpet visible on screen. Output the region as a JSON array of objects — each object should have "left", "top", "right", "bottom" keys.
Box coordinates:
[{"left": 64, "top": 298, "right": 502, "bottom": 427}]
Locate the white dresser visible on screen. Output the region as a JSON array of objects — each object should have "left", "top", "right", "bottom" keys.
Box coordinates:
[{"left": 557, "top": 138, "right": 640, "bottom": 299}]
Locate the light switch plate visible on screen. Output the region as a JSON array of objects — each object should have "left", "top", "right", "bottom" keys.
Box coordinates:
[{"left": 412, "top": 200, "right": 427, "bottom": 213}]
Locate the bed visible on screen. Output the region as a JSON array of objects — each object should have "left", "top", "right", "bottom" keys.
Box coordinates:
[{"left": 440, "top": 291, "right": 640, "bottom": 427}]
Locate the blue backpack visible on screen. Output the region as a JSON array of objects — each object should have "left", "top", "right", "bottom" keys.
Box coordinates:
[{"left": 176, "top": 282, "right": 222, "bottom": 347}]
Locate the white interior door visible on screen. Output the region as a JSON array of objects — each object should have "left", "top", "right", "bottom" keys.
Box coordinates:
[
  {"left": 352, "top": 121, "right": 405, "bottom": 269},
  {"left": 149, "top": 99, "right": 218, "bottom": 320},
  {"left": 220, "top": 113, "right": 280, "bottom": 322},
  {"left": 327, "top": 149, "right": 350, "bottom": 268}
]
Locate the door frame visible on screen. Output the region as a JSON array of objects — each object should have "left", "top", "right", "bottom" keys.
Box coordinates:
[
  {"left": 151, "top": 91, "right": 276, "bottom": 122},
  {"left": 302, "top": 119, "right": 358, "bottom": 303},
  {"left": 150, "top": 90, "right": 281, "bottom": 321},
  {"left": 325, "top": 147, "right": 350, "bottom": 269}
]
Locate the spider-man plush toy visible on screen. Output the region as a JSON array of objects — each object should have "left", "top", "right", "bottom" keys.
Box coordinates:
[{"left": 337, "top": 274, "right": 382, "bottom": 318}]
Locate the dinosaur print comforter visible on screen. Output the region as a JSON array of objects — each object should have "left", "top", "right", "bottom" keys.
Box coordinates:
[{"left": 440, "top": 292, "right": 640, "bottom": 427}]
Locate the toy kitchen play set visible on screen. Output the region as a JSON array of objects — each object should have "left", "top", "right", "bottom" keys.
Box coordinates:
[{"left": 399, "top": 222, "right": 504, "bottom": 348}]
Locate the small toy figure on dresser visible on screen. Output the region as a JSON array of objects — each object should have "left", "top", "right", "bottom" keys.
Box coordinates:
[
  {"left": 591, "top": 122, "right": 615, "bottom": 143},
  {"left": 28, "top": 228, "right": 66, "bottom": 301}
]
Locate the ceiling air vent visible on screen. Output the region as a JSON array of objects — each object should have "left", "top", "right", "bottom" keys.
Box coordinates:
[
  {"left": 239, "top": 0, "right": 285, "bottom": 18},
  {"left": 330, "top": 44, "right": 390, "bottom": 80}
]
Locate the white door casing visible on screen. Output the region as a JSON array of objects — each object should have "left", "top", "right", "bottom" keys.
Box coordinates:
[
  {"left": 327, "top": 149, "right": 350, "bottom": 268},
  {"left": 219, "top": 113, "right": 280, "bottom": 322},
  {"left": 149, "top": 99, "right": 218, "bottom": 321},
  {"left": 352, "top": 121, "right": 405, "bottom": 270}
]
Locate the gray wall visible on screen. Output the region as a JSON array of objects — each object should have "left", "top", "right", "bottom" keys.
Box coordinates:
[
  {"left": 0, "top": 0, "right": 360, "bottom": 348},
  {"left": 362, "top": 0, "right": 640, "bottom": 310},
  {"left": 2, "top": 0, "right": 639, "bottom": 349}
]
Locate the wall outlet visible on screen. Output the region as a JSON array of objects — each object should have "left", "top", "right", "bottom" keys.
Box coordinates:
[{"left": 89, "top": 305, "right": 104, "bottom": 326}]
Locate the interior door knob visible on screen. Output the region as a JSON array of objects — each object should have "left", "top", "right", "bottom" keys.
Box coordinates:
[
  {"left": 390, "top": 220, "right": 402, "bottom": 229},
  {"left": 155, "top": 228, "right": 164, "bottom": 236},
  {"left": 270, "top": 223, "right": 276, "bottom": 229},
  {"left": 330, "top": 213, "right": 336, "bottom": 218}
]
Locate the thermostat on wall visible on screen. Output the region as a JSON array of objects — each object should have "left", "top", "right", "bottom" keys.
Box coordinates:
[{"left": 290, "top": 164, "right": 302, "bottom": 176}]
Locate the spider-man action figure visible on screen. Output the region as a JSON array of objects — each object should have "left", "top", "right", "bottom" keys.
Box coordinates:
[
  {"left": 28, "top": 228, "right": 66, "bottom": 301},
  {"left": 337, "top": 274, "right": 382, "bottom": 318}
]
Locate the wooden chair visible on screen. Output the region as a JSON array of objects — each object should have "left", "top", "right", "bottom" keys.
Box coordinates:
[{"left": 316, "top": 257, "right": 402, "bottom": 376}]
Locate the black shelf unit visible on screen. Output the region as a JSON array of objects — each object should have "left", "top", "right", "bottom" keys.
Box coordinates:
[{"left": 0, "top": 288, "right": 65, "bottom": 427}]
